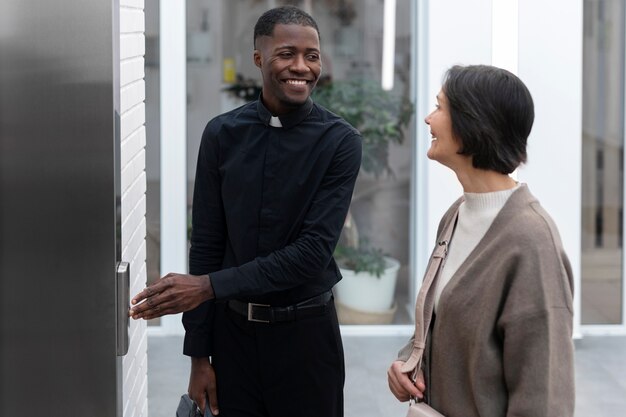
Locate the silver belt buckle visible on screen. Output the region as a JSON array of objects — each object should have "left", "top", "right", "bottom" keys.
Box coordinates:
[{"left": 248, "top": 302, "right": 271, "bottom": 323}]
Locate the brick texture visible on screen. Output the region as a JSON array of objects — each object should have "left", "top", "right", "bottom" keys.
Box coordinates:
[{"left": 119, "top": 1, "right": 147, "bottom": 416}]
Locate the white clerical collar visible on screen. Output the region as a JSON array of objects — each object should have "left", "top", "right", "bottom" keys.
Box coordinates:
[{"left": 269, "top": 116, "right": 283, "bottom": 127}]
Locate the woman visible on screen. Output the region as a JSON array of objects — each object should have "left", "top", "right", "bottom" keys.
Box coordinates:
[{"left": 387, "top": 65, "right": 575, "bottom": 417}]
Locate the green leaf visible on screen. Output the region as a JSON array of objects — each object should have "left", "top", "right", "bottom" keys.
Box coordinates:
[{"left": 312, "top": 79, "right": 414, "bottom": 178}]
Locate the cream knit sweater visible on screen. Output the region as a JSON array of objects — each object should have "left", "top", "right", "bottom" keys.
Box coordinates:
[{"left": 434, "top": 184, "right": 519, "bottom": 311}]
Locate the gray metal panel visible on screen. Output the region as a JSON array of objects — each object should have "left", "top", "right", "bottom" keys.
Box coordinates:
[{"left": 0, "top": 0, "right": 121, "bottom": 416}]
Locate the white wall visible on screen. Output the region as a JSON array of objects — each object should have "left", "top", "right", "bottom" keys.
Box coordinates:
[
  {"left": 422, "top": 0, "right": 493, "bottom": 244},
  {"left": 120, "top": 0, "right": 149, "bottom": 415},
  {"left": 159, "top": 0, "right": 187, "bottom": 334},
  {"left": 516, "top": 0, "right": 583, "bottom": 337},
  {"left": 421, "top": 0, "right": 583, "bottom": 335}
]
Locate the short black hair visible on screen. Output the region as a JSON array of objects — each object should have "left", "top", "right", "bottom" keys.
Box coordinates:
[
  {"left": 443, "top": 65, "right": 534, "bottom": 174},
  {"left": 253, "top": 5, "right": 320, "bottom": 49}
]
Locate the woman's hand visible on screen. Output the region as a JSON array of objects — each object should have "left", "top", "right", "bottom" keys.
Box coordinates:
[{"left": 387, "top": 360, "right": 425, "bottom": 402}]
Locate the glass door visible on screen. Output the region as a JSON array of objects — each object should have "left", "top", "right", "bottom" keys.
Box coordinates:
[
  {"left": 184, "top": 0, "right": 416, "bottom": 327},
  {"left": 581, "top": 0, "right": 625, "bottom": 327}
]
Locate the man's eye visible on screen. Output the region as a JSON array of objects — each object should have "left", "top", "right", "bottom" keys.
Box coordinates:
[{"left": 307, "top": 55, "right": 320, "bottom": 61}]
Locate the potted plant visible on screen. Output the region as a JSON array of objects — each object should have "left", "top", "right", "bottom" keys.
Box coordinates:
[
  {"left": 312, "top": 78, "right": 413, "bottom": 324},
  {"left": 333, "top": 238, "right": 401, "bottom": 318}
]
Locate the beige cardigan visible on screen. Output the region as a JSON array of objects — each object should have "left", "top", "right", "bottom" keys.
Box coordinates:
[{"left": 398, "top": 184, "right": 575, "bottom": 417}]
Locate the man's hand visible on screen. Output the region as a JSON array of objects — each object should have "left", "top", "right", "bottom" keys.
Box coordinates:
[
  {"left": 387, "top": 360, "right": 425, "bottom": 402},
  {"left": 190, "top": 357, "right": 219, "bottom": 416},
  {"left": 129, "top": 273, "right": 214, "bottom": 320}
]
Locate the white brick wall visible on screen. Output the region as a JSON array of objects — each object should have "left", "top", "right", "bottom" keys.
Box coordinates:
[{"left": 120, "top": 0, "right": 148, "bottom": 416}]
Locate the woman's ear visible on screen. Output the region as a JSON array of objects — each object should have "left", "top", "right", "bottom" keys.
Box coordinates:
[{"left": 253, "top": 50, "right": 262, "bottom": 69}]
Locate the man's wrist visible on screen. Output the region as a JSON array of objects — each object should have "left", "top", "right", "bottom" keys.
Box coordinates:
[
  {"left": 191, "top": 356, "right": 212, "bottom": 367},
  {"left": 202, "top": 274, "right": 215, "bottom": 300}
]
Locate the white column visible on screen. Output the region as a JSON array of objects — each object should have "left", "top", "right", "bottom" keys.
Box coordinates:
[
  {"left": 423, "top": 0, "right": 492, "bottom": 248},
  {"left": 491, "top": 0, "right": 520, "bottom": 182},
  {"left": 382, "top": 0, "right": 397, "bottom": 91},
  {"left": 159, "top": 0, "right": 186, "bottom": 334},
  {"left": 491, "top": 0, "right": 519, "bottom": 74},
  {"left": 516, "top": 0, "right": 583, "bottom": 338}
]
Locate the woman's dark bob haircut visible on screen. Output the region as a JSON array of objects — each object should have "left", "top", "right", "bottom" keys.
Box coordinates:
[{"left": 443, "top": 65, "right": 534, "bottom": 174}]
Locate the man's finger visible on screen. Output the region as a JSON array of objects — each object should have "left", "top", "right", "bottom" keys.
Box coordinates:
[
  {"left": 208, "top": 366, "right": 219, "bottom": 415},
  {"left": 131, "top": 286, "right": 156, "bottom": 305},
  {"left": 131, "top": 275, "right": 174, "bottom": 305},
  {"left": 129, "top": 291, "right": 164, "bottom": 318},
  {"left": 131, "top": 292, "right": 188, "bottom": 319},
  {"left": 196, "top": 394, "right": 206, "bottom": 415}
]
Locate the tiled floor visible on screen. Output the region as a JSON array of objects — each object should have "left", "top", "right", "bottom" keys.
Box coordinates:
[{"left": 148, "top": 334, "right": 626, "bottom": 417}]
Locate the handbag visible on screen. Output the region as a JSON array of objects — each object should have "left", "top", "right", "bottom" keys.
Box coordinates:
[
  {"left": 176, "top": 393, "right": 212, "bottom": 417},
  {"left": 407, "top": 400, "right": 445, "bottom": 417},
  {"left": 402, "top": 208, "right": 459, "bottom": 417}
]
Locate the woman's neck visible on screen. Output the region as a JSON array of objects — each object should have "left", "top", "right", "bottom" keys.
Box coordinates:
[{"left": 454, "top": 165, "right": 517, "bottom": 193}]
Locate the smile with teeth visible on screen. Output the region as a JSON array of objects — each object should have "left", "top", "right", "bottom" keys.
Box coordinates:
[{"left": 285, "top": 79, "right": 308, "bottom": 85}]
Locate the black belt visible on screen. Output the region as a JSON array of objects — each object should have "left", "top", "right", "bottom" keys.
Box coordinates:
[{"left": 227, "top": 290, "right": 333, "bottom": 323}]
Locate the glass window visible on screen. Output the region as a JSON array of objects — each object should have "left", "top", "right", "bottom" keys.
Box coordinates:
[
  {"left": 145, "top": 0, "right": 161, "bottom": 326},
  {"left": 582, "top": 0, "right": 624, "bottom": 325},
  {"left": 185, "top": 0, "right": 415, "bottom": 325}
]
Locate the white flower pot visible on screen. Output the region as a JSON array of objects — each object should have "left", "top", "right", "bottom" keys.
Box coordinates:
[{"left": 335, "top": 256, "right": 400, "bottom": 313}]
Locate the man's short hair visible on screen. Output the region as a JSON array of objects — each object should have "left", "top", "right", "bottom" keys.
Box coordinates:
[
  {"left": 253, "top": 5, "right": 320, "bottom": 48},
  {"left": 443, "top": 65, "right": 534, "bottom": 174}
]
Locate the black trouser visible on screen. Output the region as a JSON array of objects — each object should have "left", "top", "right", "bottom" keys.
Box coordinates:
[{"left": 212, "top": 299, "right": 345, "bottom": 417}]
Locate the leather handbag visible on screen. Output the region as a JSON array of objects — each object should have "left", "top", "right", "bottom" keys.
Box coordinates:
[
  {"left": 176, "top": 393, "right": 212, "bottom": 417},
  {"left": 402, "top": 208, "right": 459, "bottom": 417},
  {"left": 406, "top": 400, "right": 445, "bottom": 417}
]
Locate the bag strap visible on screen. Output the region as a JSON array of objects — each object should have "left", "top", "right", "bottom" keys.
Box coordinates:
[{"left": 400, "top": 207, "right": 459, "bottom": 374}]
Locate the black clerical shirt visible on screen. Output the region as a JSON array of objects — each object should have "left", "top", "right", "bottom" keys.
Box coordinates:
[{"left": 183, "top": 97, "right": 362, "bottom": 357}]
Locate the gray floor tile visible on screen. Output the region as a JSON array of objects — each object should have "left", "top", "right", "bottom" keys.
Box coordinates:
[{"left": 149, "top": 335, "right": 626, "bottom": 417}]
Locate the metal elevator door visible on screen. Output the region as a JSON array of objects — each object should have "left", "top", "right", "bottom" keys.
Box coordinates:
[{"left": 0, "top": 0, "right": 127, "bottom": 415}]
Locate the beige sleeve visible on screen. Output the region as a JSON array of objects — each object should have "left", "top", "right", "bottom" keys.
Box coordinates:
[{"left": 396, "top": 334, "right": 415, "bottom": 362}]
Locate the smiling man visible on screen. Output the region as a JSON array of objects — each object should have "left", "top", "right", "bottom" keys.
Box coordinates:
[
  {"left": 253, "top": 16, "right": 321, "bottom": 114},
  {"left": 129, "top": 5, "right": 362, "bottom": 417}
]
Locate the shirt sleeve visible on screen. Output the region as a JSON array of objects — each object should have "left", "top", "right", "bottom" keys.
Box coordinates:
[
  {"left": 209, "top": 131, "right": 363, "bottom": 299},
  {"left": 183, "top": 124, "right": 226, "bottom": 357}
]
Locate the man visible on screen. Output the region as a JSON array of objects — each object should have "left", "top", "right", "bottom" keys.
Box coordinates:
[{"left": 130, "top": 6, "right": 362, "bottom": 417}]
